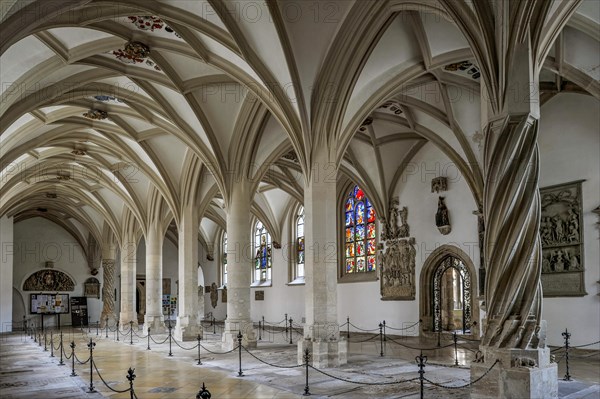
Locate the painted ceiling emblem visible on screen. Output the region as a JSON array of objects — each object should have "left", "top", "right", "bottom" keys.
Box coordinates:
[
  {"left": 113, "top": 41, "right": 150, "bottom": 64},
  {"left": 359, "top": 116, "right": 373, "bottom": 132},
  {"left": 83, "top": 109, "right": 108, "bottom": 120},
  {"left": 380, "top": 101, "right": 403, "bottom": 115},
  {"left": 94, "top": 95, "right": 123, "bottom": 103},
  {"left": 127, "top": 16, "right": 180, "bottom": 37},
  {"left": 444, "top": 60, "right": 481, "bottom": 79}
]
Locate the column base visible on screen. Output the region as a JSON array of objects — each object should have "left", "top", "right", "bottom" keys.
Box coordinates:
[
  {"left": 143, "top": 315, "right": 166, "bottom": 334},
  {"left": 222, "top": 319, "right": 256, "bottom": 350},
  {"left": 119, "top": 313, "right": 138, "bottom": 332},
  {"left": 174, "top": 315, "right": 202, "bottom": 341},
  {"left": 297, "top": 338, "right": 348, "bottom": 368},
  {"left": 470, "top": 346, "right": 557, "bottom": 399}
]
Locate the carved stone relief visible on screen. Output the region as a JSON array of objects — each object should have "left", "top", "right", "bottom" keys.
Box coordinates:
[
  {"left": 210, "top": 282, "right": 218, "bottom": 308},
  {"left": 23, "top": 269, "right": 75, "bottom": 291},
  {"left": 435, "top": 196, "right": 451, "bottom": 235},
  {"left": 431, "top": 177, "right": 448, "bottom": 193},
  {"left": 540, "top": 181, "right": 586, "bottom": 296},
  {"left": 380, "top": 198, "right": 416, "bottom": 300}
]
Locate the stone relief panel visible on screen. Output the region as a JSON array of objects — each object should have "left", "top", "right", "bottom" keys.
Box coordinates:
[
  {"left": 210, "top": 283, "right": 218, "bottom": 308},
  {"left": 539, "top": 180, "right": 586, "bottom": 297},
  {"left": 380, "top": 198, "right": 416, "bottom": 300},
  {"left": 23, "top": 269, "right": 75, "bottom": 291}
]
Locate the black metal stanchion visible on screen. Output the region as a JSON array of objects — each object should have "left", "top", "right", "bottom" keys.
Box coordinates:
[
  {"left": 129, "top": 321, "right": 134, "bottom": 345},
  {"left": 453, "top": 332, "right": 459, "bottom": 366},
  {"left": 197, "top": 334, "right": 202, "bottom": 365},
  {"left": 116, "top": 320, "right": 120, "bottom": 342},
  {"left": 416, "top": 351, "right": 427, "bottom": 399},
  {"left": 347, "top": 316, "right": 350, "bottom": 339},
  {"left": 237, "top": 331, "right": 244, "bottom": 377},
  {"left": 96, "top": 321, "right": 99, "bottom": 336},
  {"left": 168, "top": 322, "right": 173, "bottom": 357},
  {"left": 213, "top": 318, "right": 216, "bottom": 334},
  {"left": 147, "top": 328, "right": 151, "bottom": 350},
  {"left": 88, "top": 316, "right": 91, "bottom": 333},
  {"left": 44, "top": 330, "right": 48, "bottom": 351},
  {"left": 127, "top": 367, "right": 136, "bottom": 399},
  {"left": 38, "top": 330, "right": 42, "bottom": 346},
  {"left": 379, "top": 323, "right": 384, "bottom": 357},
  {"left": 105, "top": 317, "right": 109, "bottom": 338},
  {"left": 50, "top": 331, "right": 54, "bottom": 357},
  {"left": 262, "top": 316, "right": 265, "bottom": 331},
  {"left": 303, "top": 348, "right": 311, "bottom": 396},
  {"left": 285, "top": 313, "right": 288, "bottom": 341},
  {"left": 196, "top": 382, "right": 211, "bottom": 399},
  {"left": 33, "top": 326, "right": 37, "bottom": 342},
  {"left": 58, "top": 332, "right": 65, "bottom": 366},
  {"left": 87, "top": 338, "right": 96, "bottom": 392},
  {"left": 70, "top": 341, "right": 77, "bottom": 376},
  {"left": 289, "top": 317, "right": 293, "bottom": 344},
  {"left": 563, "top": 328, "right": 572, "bottom": 381},
  {"left": 258, "top": 321, "right": 262, "bottom": 341},
  {"left": 383, "top": 320, "right": 387, "bottom": 342},
  {"left": 437, "top": 330, "right": 441, "bottom": 348}
]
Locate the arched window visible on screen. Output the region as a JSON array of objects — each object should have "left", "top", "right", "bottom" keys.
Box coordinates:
[
  {"left": 222, "top": 232, "right": 227, "bottom": 286},
  {"left": 344, "top": 185, "right": 377, "bottom": 274},
  {"left": 296, "top": 206, "right": 305, "bottom": 279},
  {"left": 254, "top": 221, "right": 272, "bottom": 282}
]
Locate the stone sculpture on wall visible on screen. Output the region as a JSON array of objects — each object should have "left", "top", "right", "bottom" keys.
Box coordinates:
[
  {"left": 23, "top": 269, "right": 75, "bottom": 291},
  {"left": 435, "top": 196, "right": 451, "bottom": 235},
  {"left": 540, "top": 181, "right": 586, "bottom": 296},
  {"left": 210, "top": 282, "right": 218, "bottom": 308},
  {"left": 380, "top": 199, "right": 416, "bottom": 300},
  {"left": 431, "top": 177, "right": 448, "bottom": 193}
]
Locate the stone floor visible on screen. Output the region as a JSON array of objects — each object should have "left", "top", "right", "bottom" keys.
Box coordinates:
[{"left": 1, "top": 327, "right": 598, "bottom": 398}]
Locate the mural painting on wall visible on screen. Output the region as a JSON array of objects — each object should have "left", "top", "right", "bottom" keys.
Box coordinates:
[
  {"left": 540, "top": 180, "right": 586, "bottom": 297},
  {"left": 23, "top": 269, "right": 75, "bottom": 291},
  {"left": 379, "top": 198, "right": 416, "bottom": 300}
]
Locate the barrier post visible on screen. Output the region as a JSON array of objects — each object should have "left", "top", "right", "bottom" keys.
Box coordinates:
[
  {"left": 105, "top": 317, "right": 109, "bottom": 338},
  {"left": 379, "top": 323, "right": 384, "bottom": 357},
  {"left": 258, "top": 321, "right": 262, "bottom": 341},
  {"left": 129, "top": 321, "right": 133, "bottom": 345},
  {"left": 303, "top": 348, "right": 311, "bottom": 396},
  {"left": 197, "top": 334, "right": 202, "bottom": 365},
  {"left": 50, "top": 331, "right": 54, "bottom": 357},
  {"left": 347, "top": 316, "right": 350, "bottom": 339},
  {"left": 237, "top": 331, "right": 244, "bottom": 377},
  {"left": 289, "top": 317, "right": 293, "bottom": 344},
  {"left": 147, "top": 328, "right": 151, "bottom": 350},
  {"left": 88, "top": 316, "right": 91, "bottom": 333},
  {"left": 213, "top": 318, "right": 216, "bottom": 334},
  {"left": 416, "top": 351, "right": 427, "bottom": 399},
  {"left": 168, "top": 322, "right": 173, "bottom": 357},
  {"left": 262, "top": 316, "right": 265, "bottom": 331},
  {"left": 87, "top": 338, "right": 96, "bottom": 392},
  {"left": 70, "top": 341, "right": 77, "bottom": 376},
  {"left": 437, "top": 330, "right": 441, "bottom": 348},
  {"left": 44, "top": 330, "right": 48, "bottom": 351},
  {"left": 58, "top": 332, "right": 65, "bottom": 366},
  {"left": 116, "top": 320, "right": 120, "bottom": 342},
  {"left": 453, "top": 332, "right": 459, "bottom": 366},
  {"left": 196, "top": 382, "right": 211, "bottom": 399},
  {"left": 96, "top": 321, "right": 99, "bottom": 336},
  {"left": 562, "top": 328, "right": 572, "bottom": 381},
  {"left": 127, "top": 367, "right": 136, "bottom": 399},
  {"left": 38, "top": 330, "right": 42, "bottom": 346},
  {"left": 383, "top": 320, "right": 387, "bottom": 342}
]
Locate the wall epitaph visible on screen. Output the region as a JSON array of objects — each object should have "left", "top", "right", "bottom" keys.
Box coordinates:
[
  {"left": 540, "top": 180, "right": 586, "bottom": 297},
  {"left": 380, "top": 198, "right": 416, "bottom": 300},
  {"left": 210, "top": 283, "right": 218, "bottom": 308}
]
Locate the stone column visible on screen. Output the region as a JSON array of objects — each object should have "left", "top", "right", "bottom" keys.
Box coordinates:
[
  {"left": 222, "top": 184, "right": 256, "bottom": 350},
  {"left": 143, "top": 222, "right": 165, "bottom": 333},
  {"left": 297, "top": 147, "right": 347, "bottom": 367},
  {"left": 174, "top": 204, "right": 201, "bottom": 341},
  {"left": 100, "top": 244, "right": 116, "bottom": 327},
  {"left": 119, "top": 238, "right": 137, "bottom": 330},
  {"left": 471, "top": 38, "right": 556, "bottom": 398}
]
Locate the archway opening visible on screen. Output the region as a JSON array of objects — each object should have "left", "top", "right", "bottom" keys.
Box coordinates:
[{"left": 432, "top": 256, "right": 471, "bottom": 334}]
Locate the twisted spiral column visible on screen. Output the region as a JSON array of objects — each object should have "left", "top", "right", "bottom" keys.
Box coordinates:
[
  {"left": 481, "top": 113, "right": 543, "bottom": 349},
  {"left": 100, "top": 259, "right": 116, "bottom": 327}
]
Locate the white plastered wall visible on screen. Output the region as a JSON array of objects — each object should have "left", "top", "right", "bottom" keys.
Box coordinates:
[{"left": 1, "top": 215, "right": 14, "bottom": 332}]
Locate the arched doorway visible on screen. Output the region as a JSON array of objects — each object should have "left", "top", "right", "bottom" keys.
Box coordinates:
[
  {"left": 420, "top": 245, "right": 479, "bottom": 338},
  {"left": 432, "top": 256, "right": 471, "bottom": 334}
]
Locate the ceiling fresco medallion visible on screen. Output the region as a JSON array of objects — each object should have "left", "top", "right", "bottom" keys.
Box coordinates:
[
  {"left": 113, "top": 41, "right": 150, "bottom": 64},
  {"left": 127, "top": 16, "right": 181, "bottom": 37},
  {"left": 83, "top": 109, "right": 108, "bottom": 120},
  {"left": 444, "top": 60, "right": 481, "bottom": 79}
]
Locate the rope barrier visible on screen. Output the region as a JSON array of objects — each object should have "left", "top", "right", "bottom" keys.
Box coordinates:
[
  {"left": 384, "top": 321, "right": 420, "bottom": 331},
  {"left": 150, "top": 335, "right": 170, "bottom": 345},
  {"left": 74, "top": 351, "right": 91, "bottom": 365},
  {"left": 199, "top": 344, "right": 238, "bottom": 355},
  {"left": 423, "top": 360, "right": 499, "bottom": 389},
  {"left": 172, "top": 337, "right": 199, "bottom": 350},
  {"left": 348, "top": 333, "right": 380, "bottom": 343},
  {"left": 62, "top": 345, "right": 73, "bottom": 360},
  {"left": 349, "top": 322, "right": 379, "bottom": 332},
  {"left": 571, "top": 340, "right": 600, "bottom": 348},
  {"left": 92, "top": 360, "right": 133, "bottom": 394},
  {"left": 308, "top": 365, "right": 420, "bottom": 386},
  {"left": 386, "top": 336, "right": 455, "bottom": 351},
  {"left": 241, "top": 346, "right": 301, "bottom": 369}
]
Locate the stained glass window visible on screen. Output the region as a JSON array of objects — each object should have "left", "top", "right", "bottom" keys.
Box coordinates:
[
  {"left": 254, "top": 221, "right": 272, "bottom": 282},
  {"left": 296, "top": 207, "right": 305, "bottom": 278},
  {"left": 344, "top": 185, "right": 377, "bottom": 273},
  {"left": 222, "top": 232, "right": 228, "bottom": 286}
]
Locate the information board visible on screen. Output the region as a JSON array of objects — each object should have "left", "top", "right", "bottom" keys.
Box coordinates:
[{"left": 30, "top": 293, "right": 70, "bottom": 314}]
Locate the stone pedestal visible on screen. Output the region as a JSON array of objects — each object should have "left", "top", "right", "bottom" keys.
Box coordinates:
[
  {"left": 471, "top": 346, "right": 557, "bottom": 399},
  {"left": 297, "top": 338, "right": 348, "bottom": 368},
  {"left": 174, "top": 315, "right": 202, "bottom": 341},
  {"left": 143, "top": 314, "right": 165, "bottom": 334},
  {"left": 222, "top": 320, "right": 256, "bottom": 350}
]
